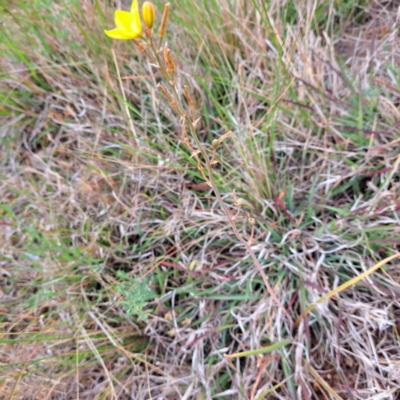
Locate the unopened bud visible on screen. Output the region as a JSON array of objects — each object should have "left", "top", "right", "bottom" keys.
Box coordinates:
[
  {"left": 158, "top": 3, "right": 170, "bottom": 38},
  {"left": 142, "top": 2, "right": 155, "bottom": 29}
]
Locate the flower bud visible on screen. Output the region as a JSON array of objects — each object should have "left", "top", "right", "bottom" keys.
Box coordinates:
[
  {"left": 158, "top": 3, "right": 170, "bottom": 38},
  {"left": 142, "top": 2, "right": 155, "bottom": 29},
  {"left": 163, "top": 46, "right": 175, "bottom": 74}
]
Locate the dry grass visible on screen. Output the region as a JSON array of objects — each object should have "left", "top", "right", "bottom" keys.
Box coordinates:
[{"left": 1, "top": 0, "right": 400, "bottom": 399}]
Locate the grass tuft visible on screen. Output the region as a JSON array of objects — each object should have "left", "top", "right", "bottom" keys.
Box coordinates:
[{"left": 1, "top": 0, "right": 400, "bottom": 398}]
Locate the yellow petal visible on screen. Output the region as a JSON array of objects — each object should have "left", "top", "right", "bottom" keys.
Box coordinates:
[
  {"left": 130, "top": 0, "right": 142, "bottom": 37},
  {"left": 104, "top": 28, "right": 133, "bottom": 40},
  {"left": 130, "top": 0, "right": 139, "bottom": 14},
  {"left": 114, "top": 10, "right": 133, "bottom": 32},
  {"left": 142, "top": 2, "right": 156, "bottom": 29}
]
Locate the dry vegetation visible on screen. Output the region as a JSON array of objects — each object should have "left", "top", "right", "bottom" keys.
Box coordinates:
[{"left": 1, "top": 0, "right": 400, "bottom": 399}]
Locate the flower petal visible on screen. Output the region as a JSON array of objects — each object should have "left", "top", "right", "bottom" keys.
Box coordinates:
[
  {"left": 114, "top": 10, "right": 133, "bottom": 31},
  {"left": 104, "top": 28, "right": 134, "bottom": 40},
  {"left": 130, "top": 0, "right": 139, "bottom": 14},
  {"left": 129, "top": 0, "right": 142, "bottom": 37},
  {"left": 130, "top": 16, "right": 142, "bottom": 37}
]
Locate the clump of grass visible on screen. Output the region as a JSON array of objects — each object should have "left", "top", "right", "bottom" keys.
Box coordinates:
[{"left": 1, "top": 0, "right": 400, "bottom": 399}]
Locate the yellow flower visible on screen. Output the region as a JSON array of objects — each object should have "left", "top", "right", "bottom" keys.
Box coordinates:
[
  {"left": 104, "top": 0, "right": 142, "bottom": 40},
  {"left": 142, "top": 2, "right": 156, "bottom": 29}
]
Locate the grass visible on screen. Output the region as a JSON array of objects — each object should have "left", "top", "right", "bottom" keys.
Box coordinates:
[{"left": 1, "top": 0, "right": 400, "bottom": 398}]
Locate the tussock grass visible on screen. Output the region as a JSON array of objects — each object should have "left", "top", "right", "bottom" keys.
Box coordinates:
[{"left": 1, "top": 0, "right": 400, "bottom": 398}]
